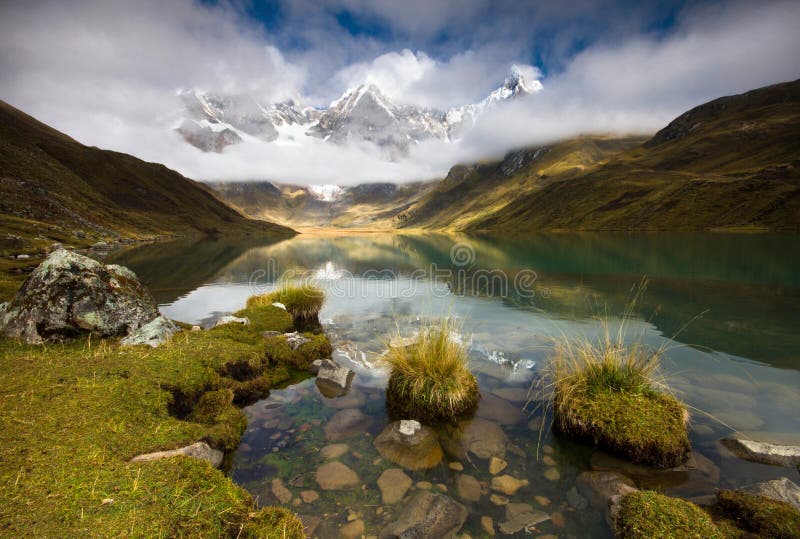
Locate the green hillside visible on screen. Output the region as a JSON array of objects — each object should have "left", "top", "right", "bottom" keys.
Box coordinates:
[
  {"left": 401, "top": 80, "right": 800, "bottom": 232},
  {"left": 0, "top": 100, "right": 293, "bottom": 259}
]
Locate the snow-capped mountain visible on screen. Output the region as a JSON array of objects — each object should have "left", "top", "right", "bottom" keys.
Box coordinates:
[{"left": 177, "top": 65, "right": 541, "bottom": 154}]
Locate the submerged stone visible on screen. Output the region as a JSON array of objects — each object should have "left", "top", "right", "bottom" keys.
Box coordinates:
[
  {"left": 377, "top": 468, "right": 413, "bottom": 504},
  {"left": 374, "top": 420, "right": 444, "bottom": 470},
  {"left": 491, "top": 475, "right": 528, "bottom": 496},
  {"left": 441, "top": 418, "right": 509, "bottom": 461},
  {"left": 455, "top": 474, "right": 481, "bottom": 503},
  {"left": 324, "top": 408, "right": 373, "bottom": 441},
  {"left": 379, "top": 491, "right": 467, "bottom": 539},
  {"left": 315, "top": 461, "right": 360, "bottom": 490}
]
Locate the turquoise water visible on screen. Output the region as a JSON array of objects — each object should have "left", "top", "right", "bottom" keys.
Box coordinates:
[{"left": 110, "top": 232, "right": 800, "bottom": 537}]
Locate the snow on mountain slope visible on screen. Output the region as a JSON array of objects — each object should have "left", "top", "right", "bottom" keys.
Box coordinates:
[
  {"left": 177, "top": 65, "right": 541, "bottom": 155},
  {"left": 308, "top": 184, "right": 344, "bottom": 202}
]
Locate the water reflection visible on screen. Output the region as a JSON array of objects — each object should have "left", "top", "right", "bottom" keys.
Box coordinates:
[{"left": 110, "top": 232, "right": 800, "bottom": 537}]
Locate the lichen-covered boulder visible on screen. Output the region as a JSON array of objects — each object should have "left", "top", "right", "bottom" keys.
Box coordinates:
[{"left": 0, "top": 250, "right": 158, "bottom": 344}]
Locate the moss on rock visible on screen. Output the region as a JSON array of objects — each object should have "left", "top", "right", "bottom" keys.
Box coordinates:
[
  {"left": 615, "top": 491, "right": 722, "bottom": 539},
  {"left": 554, "top": 388, "right": 690, "bottom": 468},
  {"left": 716, "top": 489, "right": 800, "bottom": 539},
  {"left": 264, "top": 331, "right": 333, "bottom": 370}
]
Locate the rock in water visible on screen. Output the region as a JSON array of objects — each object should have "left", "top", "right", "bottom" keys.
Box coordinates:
[
  {"left": 722, "top": 438, "right": 800, "bottom": 468},
  {"left": 377, "top": 468, "right": 413, "bottom": 504},
  {"left": 380, "top": 491, "right": 467, "bottom": 538},
  {"left": 316, "top": 360, "right": 355, "bottom": 398},
  {"left": 323, "top": 408, "right": 373, "bottom": 441},
  {"left": 374, "top": 420, "right": 444, "bottom": 470},
  {"left": 121, "top": 316, "right": 179, "bottom": 348},
  {"left": 0, "top": 250, "right": 158, "bottom": 344},
  {"left": 739, "top": 477, "right": 800, "bottom": 510},
  {"left": 315, "top": 461, "right": 360, "bottom": 490}
]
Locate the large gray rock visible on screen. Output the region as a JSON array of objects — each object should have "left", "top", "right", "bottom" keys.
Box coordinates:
[
  {"left": 739, "top": 477, "right": 800, "bottom": 511},
  {"left": 121, "top": 316, "right": 179, "bottom": 348},
  {"left": 722, "top": 438, "right": 800, "bottom": 468},
  {"left": 380, "top": 491, "right": 467, "bottom": 539},
  {"left": 576, "top": 471, "right": 638, "bottom": 513},
  {"left": 130, "top": 441, "right": 223, "bottom": 467},
  {"left": 0, "top": 250, "right": 158, "bottom": 344}
]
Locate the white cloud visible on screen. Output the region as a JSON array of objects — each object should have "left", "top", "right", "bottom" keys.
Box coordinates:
[{"left": 0, "top": 0, "right": 798, "bottom": 186}]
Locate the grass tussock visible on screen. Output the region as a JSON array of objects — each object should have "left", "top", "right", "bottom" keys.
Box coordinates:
[
  {"left": 0, "top": 298, "right": 311, "bottom": 537},
  {"left": 384, "top": 318, "right": 479, "bottom": 423},
  {"left": 541, "top": 284, "right": 690, "bottom": 467},
  {"left": 615, "top": 491, "right": 723, "bottom": 539},
  {"left": 716, "top": 489, "right": 800, "bottom": 539},
  {"left": 248, "top": 283, "right": 325, "bottom": 324}
]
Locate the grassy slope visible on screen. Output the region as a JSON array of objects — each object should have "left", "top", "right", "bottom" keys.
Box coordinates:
[
  {"left": 211, "top": 180, "right": 435, "bottom": 229},
  {"left": 397, "top": 80, "right": 800, "bottom": 232},
  {"left": 468, "top": 80, "right": 800, "bottom": 232},
  {"left": 400, "top": 136, "right": 646, "bottom": 230},
  {"left": 0, "top": 302, "right": 309, "bottom": 537},
  {"left": 0, "top": 100, "right": 293, "bottom": 258}
]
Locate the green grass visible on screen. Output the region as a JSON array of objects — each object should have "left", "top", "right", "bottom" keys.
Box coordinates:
[
  {"left": 248, "top": 284, "right": 326, "bottom": 325},
  {"left": 0, "top": 300, "right": 313, "bottom": 537},
  {"left": 615, "top": 491, "right": 723, "bottom": 539},
  {"left": 716, "top": 489, "right": 800, "bottom": 539},
  {"left": 384, "top": 318, "right": 479, "bottom": 423},
  {"left": 542, "top": 289, "right": 690, "bottom": 467}
]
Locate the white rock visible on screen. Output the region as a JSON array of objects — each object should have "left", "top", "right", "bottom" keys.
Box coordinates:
[
  {"left": 191, "top": 325, "right": 202, "bottom": 331},
  {"left": 121, "top": 316, "right": 179, "bottom": 348},
  {"left": 272, "top": 302, "right": 287, "bottom": 310},
  {"left": 399, "top": 420, "right": 421, "bottom": 436},
  {"left": 722, "top": 438, "right": 800, "bottom": 468},
  {"left": 130, "top": 441, "right": 223, "bottom": 467},
  {"left": 214, "top": 315, "right": 249, "bottom": 327}
]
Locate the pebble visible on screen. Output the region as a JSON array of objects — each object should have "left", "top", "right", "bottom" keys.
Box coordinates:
[
  {"left": 534, "top": 495, "right": 551, "bottom": 507},
  {"left": 550, "top": 512, "right": 566, "bottom": 528},
  {"left": 320, "top": 443, "right": 349, "bottom": 460},
  {"left": 491, "top": 474, "right": 529, "bottom": 495},
  {"left": 449, "top": 461, "right": 464, "bottom": 471},
  {"left": 490, "top": 494, "right": 509, "bottom": 505},
  {"left": 542, "top": 455, "right": 556, "bottom": 466},
  {"left": 489, "top": 457, "right": 508, "bottom": 475},
  {"left": 481, "top": 515, "right": 496, "bottom": 536},
  {"left": 543, "top": 468, "right": 560, "bottom": 481},
  {"left": 300, "top": 490, "right": 319, "bottom": 503},
  {"left": 416, "top": 481, "right": 433, "bottom": 490}
]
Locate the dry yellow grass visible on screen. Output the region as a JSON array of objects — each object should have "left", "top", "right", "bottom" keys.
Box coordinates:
[{"left": 384, "top": 318, "right": 479, "bottom": 423}]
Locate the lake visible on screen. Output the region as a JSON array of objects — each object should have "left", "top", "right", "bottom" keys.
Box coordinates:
[{"left": 110, "top": 232, "right": 800, "bottom": 537}]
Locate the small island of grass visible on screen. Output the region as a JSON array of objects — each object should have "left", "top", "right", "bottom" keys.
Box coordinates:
[
  {"left": 615, "top": 491, "right": 723, "bottom": 539},
  {"left": 546, "top": 325, "right": 690, "bottom": 468},
  {"left": 249, "top": 283, "right": 326, "bottom": 331},
  {"left": 384, "top": 319, "right": 480, "bottom": 423}
]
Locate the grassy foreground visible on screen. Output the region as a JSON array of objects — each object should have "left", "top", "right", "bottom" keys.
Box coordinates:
[{"left": 0, "top": 301, "right": 312, "bottom": 537}]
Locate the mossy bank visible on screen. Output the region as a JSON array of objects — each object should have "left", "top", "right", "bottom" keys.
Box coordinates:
[{"left": 0, "top": 300, "right": 323, "bottom": 536}]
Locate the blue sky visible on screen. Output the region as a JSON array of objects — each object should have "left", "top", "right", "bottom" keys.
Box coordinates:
[{"left": 1, "top": 0, "right": 798, "bottom": 183}]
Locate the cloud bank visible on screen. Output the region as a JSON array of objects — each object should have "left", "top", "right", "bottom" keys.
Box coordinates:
[{"left": 0, "top": 0, "right": 798, "bottom": 185}]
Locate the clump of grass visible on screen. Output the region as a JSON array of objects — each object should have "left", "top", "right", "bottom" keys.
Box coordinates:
[
  {"left": 615, "top": 491, "right": 723, "bottom": 539},
  {"left": 716, "top": 489, "right": 800, "bottom": 538},
  {"left": 248, "top": 283, "right": 325, "bottom": 328},
  {"left": 541, "top": 285, "right": 690, "bottom": 467},
  {"left": 384, "top": 318, "right": 479, "bottom": 423}
]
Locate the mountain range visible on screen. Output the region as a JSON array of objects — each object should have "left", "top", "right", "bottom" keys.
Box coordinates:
[
  {"left": 211, "top": 79, "right": 800, "bottom": 232},
  {"left": 178, "top": 65, "right": 541, "bottom": 156}
]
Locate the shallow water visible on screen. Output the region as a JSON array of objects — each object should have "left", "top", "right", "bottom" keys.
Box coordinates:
[{"left": 111, "top": 232, "right": 800, "bottom": 538}]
